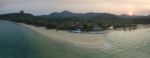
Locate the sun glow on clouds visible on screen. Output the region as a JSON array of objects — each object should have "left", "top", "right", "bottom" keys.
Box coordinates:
[
  {"left": 0, "top": 0, "right": 150, "bottom": 15},
  {"left": 128, "top": 11, "right": 133, "bottom": 16}
]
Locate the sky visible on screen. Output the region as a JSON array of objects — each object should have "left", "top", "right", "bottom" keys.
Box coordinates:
[{"left": 0, "top": 0, "right": 150, "bottom": 15}]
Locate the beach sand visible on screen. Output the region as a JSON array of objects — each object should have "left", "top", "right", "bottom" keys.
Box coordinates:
[{"left": 21, "top": 24, "right": 112, "bottom": 50}]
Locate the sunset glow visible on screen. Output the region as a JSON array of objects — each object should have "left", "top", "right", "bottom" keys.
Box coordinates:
[
  {"left": 128, "top": 11, "right": 133, "bottom": 16},
  {"left": 0, "top": 0, "right": 150, "bottom": 15}
]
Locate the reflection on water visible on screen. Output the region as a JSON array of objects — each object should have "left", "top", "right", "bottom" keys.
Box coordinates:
[
  {"left": 1, "top": 20, "right": 150, "bottom": 58},
  {"left": 102, "top": 28, "right": 150, "bottom": 58}
]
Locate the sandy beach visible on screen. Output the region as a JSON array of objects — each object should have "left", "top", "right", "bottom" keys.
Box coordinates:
[{"left": 21, "top": 24, "right": 112, "bottom": 49}]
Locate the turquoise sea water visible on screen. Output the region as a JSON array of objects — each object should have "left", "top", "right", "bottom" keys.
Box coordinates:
[
  {"left": 0, "top": 21, "right": 113, "bottom": 58},
  {"left": 0, "top": 20, "right": 150, "bottom": 58}
]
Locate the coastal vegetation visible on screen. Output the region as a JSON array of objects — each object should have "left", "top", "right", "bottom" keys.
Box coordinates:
[{"left": 1, "top": 10, "right": 149, "bottom": 31}]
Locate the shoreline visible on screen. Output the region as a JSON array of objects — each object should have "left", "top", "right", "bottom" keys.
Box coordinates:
[{"left": 21, "top": 23, "right": 112, "bottom": 49}]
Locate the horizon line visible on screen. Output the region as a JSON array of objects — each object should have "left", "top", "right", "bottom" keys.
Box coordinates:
[{"left": 0, "top": 10, "right": 150, "bottom": 16}]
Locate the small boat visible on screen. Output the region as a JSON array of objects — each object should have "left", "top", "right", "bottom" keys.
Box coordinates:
[{"left": 71, "top": 29, "right": 81, "bottom": 33}]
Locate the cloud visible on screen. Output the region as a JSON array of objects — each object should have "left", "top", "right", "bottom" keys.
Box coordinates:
[{"left": 0, "top": 0, "right": 150, "bottom": 15}]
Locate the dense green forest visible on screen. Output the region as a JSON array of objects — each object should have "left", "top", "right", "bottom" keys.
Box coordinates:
[{"left": 1, "top": 10, "right": 149, "bottom": 31}]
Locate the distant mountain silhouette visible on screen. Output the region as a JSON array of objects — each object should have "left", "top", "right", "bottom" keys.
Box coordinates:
[
  {"left": 1, "top": 10, "right": 150, "bottom": 24},
  {"left": 0, "top": 10, "right": 150, "bottom": 31},
  {"left": 49, "top": 10, "right": 77, "bottom": 17},
  {"left": 40, "top": 10, "right": 121, "bottom": 21}
]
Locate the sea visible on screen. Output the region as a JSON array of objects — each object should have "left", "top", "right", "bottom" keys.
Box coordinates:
[{"left": 0, "top": 20, "right": 150, "bottom": 58}]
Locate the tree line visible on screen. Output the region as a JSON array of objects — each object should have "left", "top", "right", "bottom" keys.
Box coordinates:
[{"left": 0, "top": 10, "right": 141, "bottom": 31}]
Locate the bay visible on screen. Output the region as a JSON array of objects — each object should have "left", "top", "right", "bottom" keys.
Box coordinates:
[{"left": 0, "top": 20, "right": 150, "bottom": 58}]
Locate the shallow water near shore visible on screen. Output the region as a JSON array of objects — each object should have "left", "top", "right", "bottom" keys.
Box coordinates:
[{"left": 0, "top": 20, "right": 150, "bottom": 58}]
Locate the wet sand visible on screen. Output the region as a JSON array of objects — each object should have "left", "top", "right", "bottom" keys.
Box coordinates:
[{"left": 21, "top": 24, "right": 112, "bottom": 49}]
